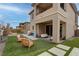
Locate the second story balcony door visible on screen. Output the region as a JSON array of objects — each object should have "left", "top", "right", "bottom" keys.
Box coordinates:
[{"left": 36, "top": 3, "right": 53, "bottom": 15}]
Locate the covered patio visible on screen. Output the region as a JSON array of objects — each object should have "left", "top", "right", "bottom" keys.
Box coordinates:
[{"left": 35, "top": 19, "right": 66, "bottom": 43}]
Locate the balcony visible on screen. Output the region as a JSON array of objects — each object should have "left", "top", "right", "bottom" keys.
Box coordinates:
[
  {"left": 35, "top": 3, "right": 55, "bottom": 20},
  {"left": 34, "top": 3, "right": 67, "bottom": 21},
  {"left": 35, "top": 7, "right": 56, "bottom": 20},
  {"left": 36, "top": 3, "right": 53, "bottom": 15}
]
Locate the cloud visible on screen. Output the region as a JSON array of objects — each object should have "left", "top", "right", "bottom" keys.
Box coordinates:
[
  {"left": 0, "top": 15, "right": 5, "bottom": 20},
  {"left": 0, "top": 5, "right": 24, "bottom": 12},
  {"left": 0, "top": 15, "right": 3, "bottom": 18},
  {"left": 25, "top": 8, "right": 32, "bottom": 14}
]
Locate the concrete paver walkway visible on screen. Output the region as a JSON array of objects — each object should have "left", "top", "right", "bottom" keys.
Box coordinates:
[
  {"left": 69, "top": 48, "right": 79, "bottom": 56},
  {"left": 38, "top": 44, "right": 71, "bottom": 56},
  {"left": 56, "top": 44, "right": 70, "bottom": 50},
  {"left": 48, "top": 47, "right": 66, "bottom": 56}
]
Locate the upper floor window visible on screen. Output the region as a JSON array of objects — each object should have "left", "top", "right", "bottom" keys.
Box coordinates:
[
  {"left": 29, "top": 10, "right": 34, "bottom": 19},
  {"left": 60, "top": 3, "right": 65, "bottom": 11},
  {"left": 32, "top": 26, "right": 34, "bottom": 30},
  {"left": 30, "top": 12, "right": 34, "bottom": 20},
  {"left": 31, "top": 13, "right": 34, "bottom": 19}
]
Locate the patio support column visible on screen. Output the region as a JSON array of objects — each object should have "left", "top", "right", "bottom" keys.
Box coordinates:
[
  {"left": 34, "top": 24, "right": 37, "bottom": 37},
  {"left": 52, "top": 19, "right": 60, "bottom": 43},
  {"left": 62, "top": 23, "right": 66, "bottom": 39}
]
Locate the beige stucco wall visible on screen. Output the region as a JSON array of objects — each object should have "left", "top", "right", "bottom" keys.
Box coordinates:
[{"left": 65, "top": 4, "right": 75, "bottom": 39}]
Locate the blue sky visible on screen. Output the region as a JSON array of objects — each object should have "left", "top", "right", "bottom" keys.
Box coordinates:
[
  {"left": 0, "top": 3, "right": 79, "bottom": 28},
  {"left": 0, "top": 3, "right": 32, "bottom": 28}
]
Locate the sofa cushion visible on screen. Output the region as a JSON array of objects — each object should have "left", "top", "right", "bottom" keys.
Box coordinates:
[{"left": 41, "top": 34, "right": 48, "bottom": 38}]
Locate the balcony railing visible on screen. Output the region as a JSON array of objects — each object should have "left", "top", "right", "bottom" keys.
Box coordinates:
[
  {"left": 34, "top": 6, "right": 67, "bottom": 21},
  {"left": 35, "top": 8, "right": 56, "bottom": 20}
]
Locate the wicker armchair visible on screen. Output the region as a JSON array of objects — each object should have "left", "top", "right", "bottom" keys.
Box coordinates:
[
  {"left": 21, "top": 38, "right": 33, "bottom": 48},
  {"left": 16, "top": 34, "right": 33, "bottom": 47}
]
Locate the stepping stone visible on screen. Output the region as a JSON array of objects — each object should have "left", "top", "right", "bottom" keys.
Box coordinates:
[
  {"left": 56, "top": 44, "right": 70, "bottom": 50},
  {"left": 48, "top": 47, "right": 66, "bottom": 56},
  {"left": 69, "top": 48, "right": 79, "bottom": 56},
  {"left": 38, "top": 52, "right": 53, "bottom": 56}
]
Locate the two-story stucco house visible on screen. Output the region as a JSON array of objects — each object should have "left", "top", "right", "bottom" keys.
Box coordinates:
[{"left": 29, "top": 3, "right": 78, "bottom": 43}]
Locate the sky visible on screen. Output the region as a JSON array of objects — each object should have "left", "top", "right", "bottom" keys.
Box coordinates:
[
  {"left": 0, "top": 3, "right": 32, "bottom": 28},
  {"left": 0, "top": 3, "right": 79, "bottom": 29}
]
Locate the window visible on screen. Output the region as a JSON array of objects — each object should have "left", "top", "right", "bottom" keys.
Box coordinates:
[
  {"left": 32, "top": 26, "right": 34, "bottom": 30},
  {"left": 60, "top": 3, "right": 65, "bottom": 11},
  {"left": 31, "top": 13, "right": 34, "bottom": 19}
]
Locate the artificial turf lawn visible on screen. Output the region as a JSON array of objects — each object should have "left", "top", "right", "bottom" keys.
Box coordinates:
[{"left": 3, "top": 36, "right": 79, "bottom": 56}]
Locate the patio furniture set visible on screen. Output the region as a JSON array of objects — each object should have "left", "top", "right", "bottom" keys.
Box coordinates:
[{"left": 16, "top": 31, "right": 52, "bottom": 48}]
